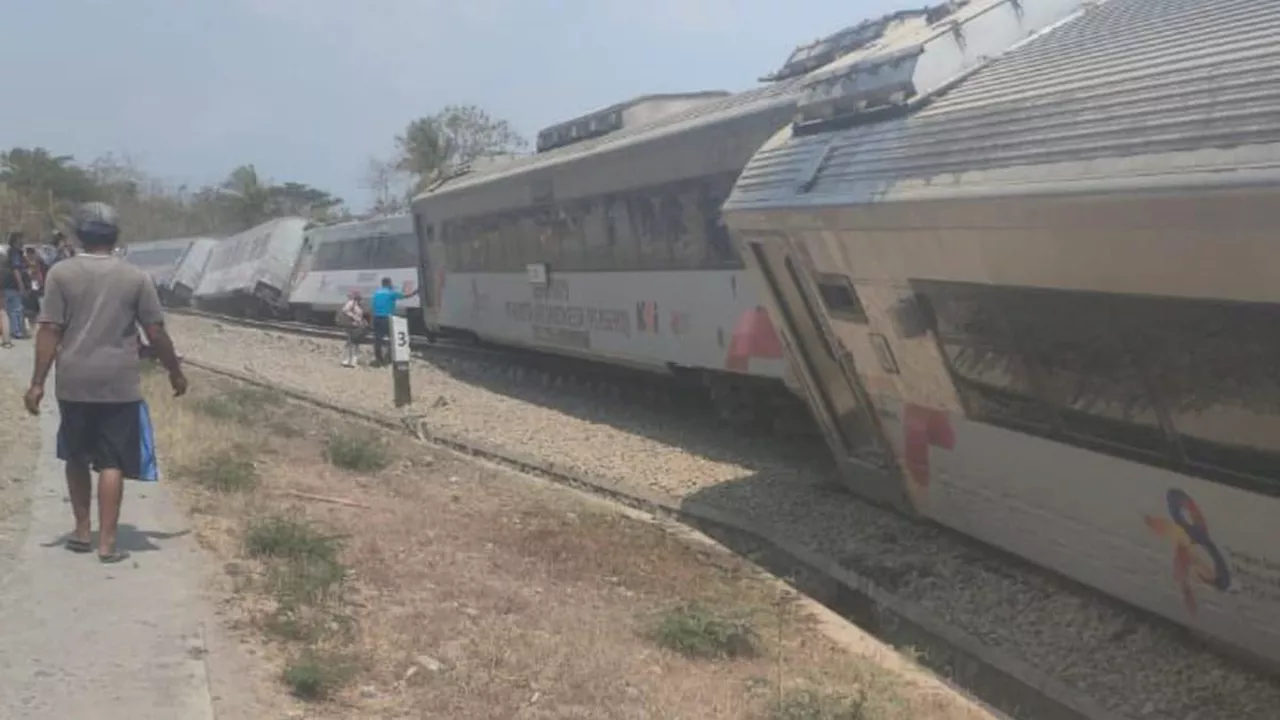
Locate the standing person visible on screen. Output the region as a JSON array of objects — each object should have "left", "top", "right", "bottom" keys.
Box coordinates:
[
  {"left": 369, "top": 277, "right": 418, "bottom": 367},
  {"left": 337, "top": 290, "right": 368, "bottom": 368},
  {"left": 3, "top": 232, "right": 29, "bottom": 339},
  {"left": 22, "top": 245, "right": 48, "bottom": 334},
  {"left": 52, "top": 230, "right": 75, "bottom": 264},
  {"left": 23, "top": 202, "right": 188, "bottom": 564}
]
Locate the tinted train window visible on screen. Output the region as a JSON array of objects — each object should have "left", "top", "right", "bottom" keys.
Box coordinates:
[
  {"left": 1148, "top": 300, "right": 1280, "bottom": 488},
  {"left": 917, "top": 283, "right": 1049, "bottom": 430},
  {"left": 917, "top": 280, "right": 1280, "bottom": 495},
  {"left": 815, "top": 274, "right": 867, "bottom": 323},
  {"left": 1009, "top": 292, "right": 1169, "bottom": 457}
]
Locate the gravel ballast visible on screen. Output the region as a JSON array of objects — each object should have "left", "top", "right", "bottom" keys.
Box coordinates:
[{"left": 170, "top": 313, "right": 1280, "bottom": 720}]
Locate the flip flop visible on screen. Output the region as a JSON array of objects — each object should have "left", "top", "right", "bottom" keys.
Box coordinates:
[
  {"left": 65, "top": 538, "right": 93, "bottom": 554},
  {"left": 97, "top": 550, "right": 131, "bottom": 565}
]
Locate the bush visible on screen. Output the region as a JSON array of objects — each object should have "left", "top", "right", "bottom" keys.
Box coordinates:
[
  {"left": 650, "top": 602, "right": 758, "bottom": 660},
  {"left": 188, "top": 448, "right": 258, "bottom": 492},
  {"left": 325, "top": 430, "right": 391, "bottom": 473}
]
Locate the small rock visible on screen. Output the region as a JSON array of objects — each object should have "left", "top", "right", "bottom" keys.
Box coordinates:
[
  {"left": 415, "top": 655, "right": 446, "bottom": 673},
  {"left": 359, "top": 684, "right": 379, "bottom": 699},
  {"left": 1141, "top": 701, "right": 1156, "bottom": 715}
]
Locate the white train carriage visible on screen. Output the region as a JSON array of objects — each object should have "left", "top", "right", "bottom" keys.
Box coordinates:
[
  {"left": 724, "top": 0, "right": 1280, "bottom": 669},
  {"left": 123, "top": 236, "right": 208, "bottom": 304},
  {"left": 167, "top": 238, "right": 220, "bottom": 307},
  {"left": 193, "top": 217, "right": 309, "bottom": 317},
  {"left": 410, "top": 78, "right": 899, "bottom": 423},
  {"left": 286, "top": 214, "right": 423, "bottom": 329}
]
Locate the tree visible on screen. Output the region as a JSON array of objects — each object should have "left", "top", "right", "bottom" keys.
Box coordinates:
[
  {"left": 360, "top": 156, "right": 410, "bottom": 215},
  {"left": 395, "top": 105, "right": 527, "bottom": 189},
  {"left": 267, "top": 182, "right": 344, "bottom": 221},
  {"left": 220, "top": 164, "right": 273, "bottom": 228},
  {"left": 0, "top": 147, "right": 98, "bottom": 203}
]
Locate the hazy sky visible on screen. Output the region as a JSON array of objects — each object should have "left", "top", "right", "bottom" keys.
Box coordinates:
[{"left": 0, "top": 0, "right": 907, "bottom": 209}]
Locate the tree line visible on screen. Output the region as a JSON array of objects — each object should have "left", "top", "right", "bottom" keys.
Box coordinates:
[{"left": 0, "top": 103, "right": 527, "bottom": 245}]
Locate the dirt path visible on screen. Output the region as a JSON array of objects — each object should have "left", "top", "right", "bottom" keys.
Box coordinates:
[
  {"left": 0, "top": 347, "right": 37, "bottom": 577},
  {"left": 0, "top": 346, "right": 278, "bottom": 720}
]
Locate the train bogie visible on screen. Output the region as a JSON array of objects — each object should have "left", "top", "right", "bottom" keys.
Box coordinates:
[
  {"left": 724, "top": 0, "right": 1280, "bottom": 669},
  {"left": 194, "top": 217, "right": 309, "bottom": 318}
]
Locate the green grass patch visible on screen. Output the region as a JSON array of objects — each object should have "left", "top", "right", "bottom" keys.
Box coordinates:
[
  {"left": 324, "top": 429, "right": 392, "bottom": 473},
  {"left": 650, "top": 602, "right": 758, "bottom": 660},
  {"left": 186, "top": 448, "right": 258, "bottom": 492},
  {"left": 767, "top": 688, "right": 872, "bottom": 720},
  {"left": 195, "top": 387, "right": 280, "bottom": 424},
  {"left": 282, "top": 649, "right": 357, "bottom": 701}
]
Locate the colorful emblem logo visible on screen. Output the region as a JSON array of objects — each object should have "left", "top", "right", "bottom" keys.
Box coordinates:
[{"left": 1145, "top": 489, "right": 1231, "bottom": 614}]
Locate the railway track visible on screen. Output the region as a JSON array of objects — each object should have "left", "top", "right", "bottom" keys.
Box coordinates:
[
  {"left": 168, "top": 306, "right": 811, "bottom": 437},
  {"left": 165, "top": 311, "right": 1280, "bottom": 720}
]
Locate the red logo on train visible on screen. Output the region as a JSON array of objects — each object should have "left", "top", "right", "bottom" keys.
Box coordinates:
[
  {"left": 724, "top": 306, "right": 783, "bottom": 372},
  {"left": 901, "top": 404, "right": 955, "bottom": 508}
]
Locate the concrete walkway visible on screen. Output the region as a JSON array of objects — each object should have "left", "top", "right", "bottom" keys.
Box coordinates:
[{"left": 0, "top": 344, "right": 219, "bottom": 719}]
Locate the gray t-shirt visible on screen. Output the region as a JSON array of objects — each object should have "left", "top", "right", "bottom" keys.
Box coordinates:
[{"left": 38, "top": 254, "right": 165, "bottom": 403}]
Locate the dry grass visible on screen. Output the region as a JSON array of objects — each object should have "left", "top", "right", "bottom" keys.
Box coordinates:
[{"left": 144, "top": 367, "right": 995, "bottom": 720}]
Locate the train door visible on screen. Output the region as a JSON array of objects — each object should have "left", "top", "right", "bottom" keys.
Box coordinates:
[
  {"left": 412, "top": 212, "right": 439, "bottom": 334},
  {"left": 747, "top": 238, "right": 890, "bottom": 471}
]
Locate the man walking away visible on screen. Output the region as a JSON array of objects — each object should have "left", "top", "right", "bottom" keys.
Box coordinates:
[
  {"left": 3, "top": 232, "right": 28, "bottom": 340},
  {"left": 24, "top": 202, "right": 188, "bottom": 564},
  {"left": 370, "top": 277, "right": 418, "bottom": 367},
  {"left": 337, "top": 290, "right": 368, "bottom": 368}
]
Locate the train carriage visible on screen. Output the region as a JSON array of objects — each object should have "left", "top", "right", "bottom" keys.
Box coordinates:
[
  {"left": 286, "top": 214, "right": 423, "bottom": 329},
  {"left": 193, "top": 217, "right": 309, "bottom": 317},
  {"left": 410, "top": 53, "right": 926, "bottom": 425},
  {"left": 123, "top": 236, "right": 210, "bottom": 304},
  {"left": 167, "top": 238, "right": 219, "bottom": 307},
  {"left": 723, "top": 0, "right": 1280, "bottom": 669}
]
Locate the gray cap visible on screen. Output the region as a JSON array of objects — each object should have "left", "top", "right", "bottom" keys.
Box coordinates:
[{"left": 73, "top": 201, "right": 120, "bottom": 239}]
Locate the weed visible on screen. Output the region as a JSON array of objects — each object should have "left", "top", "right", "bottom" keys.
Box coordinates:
[
  {"left": 187, "top": 448, "right": 258, "bottom": 492},
  {"left": 195, "top": 387, "right": 279, "bottom": 424},
  {"left": 282, "top": 649, "right": 355, "bottom": 701},
  {"left": 768, "top": 687, "right": 872, "bottom": 720},
  {"left": 268, "top": 553, "right": 348, "bottom": 607},
  {"left": 325, "top": 430, "right": 391, "bottom": 473},
  {"left": 245, "top": 514, "right": 340, "bottom": 562},
  {"left": 650, "top": 602, "right": 758, "bottom": 660}
]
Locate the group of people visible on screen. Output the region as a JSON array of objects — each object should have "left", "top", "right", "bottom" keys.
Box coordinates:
[
  {"left": 336, "top": 277, "right": 417, "bottom": 368},
  {"left": 2, "top": 230, "right": 76, "bottom": 347}
]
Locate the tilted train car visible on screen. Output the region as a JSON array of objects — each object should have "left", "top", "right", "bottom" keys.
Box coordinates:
[
  {"left": 408, "top": 36, "right": 924, "bottom": 426},
  {"left": 167, "top": 238, "right": 220, "bottom": 307},
  {"left": 724, "top": 0, "right": 1280, "bottom": 669},
  {"left": 193, "top": 217, "right": 309, "bottom": 317},
  {"left": 123, "top": 236, "right": 209, "bottom": 303},
  {"left": 286, "top": 214, "right": 423, "bottom": 329}
]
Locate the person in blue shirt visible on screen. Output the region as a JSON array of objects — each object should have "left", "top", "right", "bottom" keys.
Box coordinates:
[{"left": 369, "top": 277, "right": 418, "bottom": 366}]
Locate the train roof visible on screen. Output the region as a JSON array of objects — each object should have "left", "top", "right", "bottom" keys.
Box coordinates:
[
  {"left": 128, "top": 236, "right": 210, "bottom": 250},
  {"left": 305, "top": 214, "right": 414, "bottom": 244},
  {"left": 411, "top": 7, "right": 953, "bottom": 216},
  {"left": 725, "top": 0, "right": 1280, "bottom": 213}
]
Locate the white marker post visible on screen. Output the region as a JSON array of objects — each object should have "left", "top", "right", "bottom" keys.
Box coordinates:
[{"left": 390, "top": 314, "right": 412, "bottom": 408}]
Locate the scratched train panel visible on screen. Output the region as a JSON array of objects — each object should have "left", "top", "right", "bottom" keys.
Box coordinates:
[
  {"left": 287, "top": 213, "right": 423, "bottom": 327},
  {"left": 723, "top": 0, "right": 1280, "bottom": 667}
]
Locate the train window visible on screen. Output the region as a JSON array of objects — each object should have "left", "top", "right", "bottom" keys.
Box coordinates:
[
  {"left": 581, "top": 198, "right": 615, "bottom": 270},
  {"left": 916, "top": 282, "right": 1050, "bottom": 430},
  {"left": 700, "top": 172, "right": 742, "bottom": 268},
  {"left": 814, "top": 274, "right": 867, "bottom": 323},
  {"left": 1009, "top": 292, "right": 1169, "bottom": 457},
  {"left": 1147, "top": 300, "right": 1280, "bottom": 490}
]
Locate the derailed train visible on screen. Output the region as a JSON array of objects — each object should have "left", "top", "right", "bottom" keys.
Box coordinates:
[
  {"left": 723, "top": 0, "right": 1280, "bottom": 670},
  {"left": 126, "top": 0, "right": 1278, "bottom": 667}
]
